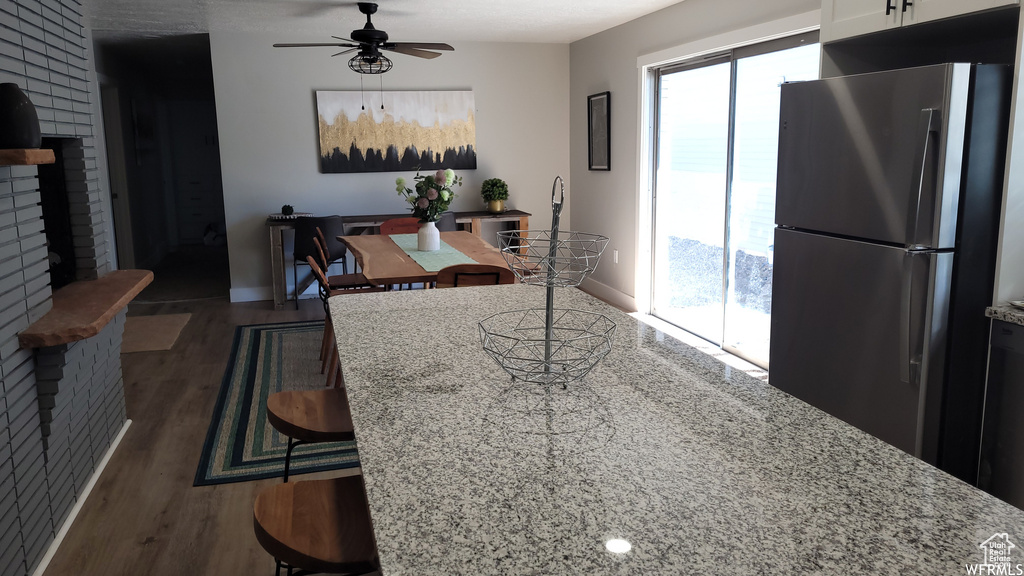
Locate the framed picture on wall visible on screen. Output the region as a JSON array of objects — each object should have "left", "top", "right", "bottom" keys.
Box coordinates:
[
  {"left": 314, "top": 90, "right": 477, "bottom": 173},
  {"left": 588, "top": 91, "right": 610, "bottom": 171}
]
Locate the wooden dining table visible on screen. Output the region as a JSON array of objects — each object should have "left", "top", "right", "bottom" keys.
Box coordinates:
[{"left": 338, "top": 230, "right": 510, "bottom": 287}]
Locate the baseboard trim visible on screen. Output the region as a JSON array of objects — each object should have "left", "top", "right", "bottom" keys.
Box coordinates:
[
  {"left": 579, "top": 277, "right": 637, "bottom": 312},
  {"left": 31, "top": 419, "right": 133, "bottom": 576}
]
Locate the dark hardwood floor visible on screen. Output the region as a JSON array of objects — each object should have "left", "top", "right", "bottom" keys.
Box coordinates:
[{"left": 41, "top": 294, "right": 356, "bottom": 576}]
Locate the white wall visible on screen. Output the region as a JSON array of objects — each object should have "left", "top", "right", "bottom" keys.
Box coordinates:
[
  {"left": 568, "top": 0, "right": 817, "bottom": 310},
  {"left": 208, "top": 32, "right": 569, "bottom": 301}
]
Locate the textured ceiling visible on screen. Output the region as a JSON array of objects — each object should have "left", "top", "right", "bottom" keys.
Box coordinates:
[{"left": 84, "top": 0, "right": 686, "bottom": 44}]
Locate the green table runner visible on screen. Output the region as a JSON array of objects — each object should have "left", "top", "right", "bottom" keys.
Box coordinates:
[{"left": 390, "top": 234, "right": 477, "bottom": 272}]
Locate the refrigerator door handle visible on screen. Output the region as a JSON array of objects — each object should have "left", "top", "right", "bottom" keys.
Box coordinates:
[
  {"left": 900, "top": 251, "right": 918, "bottom": 384},
  {"left": 907, "top": 108, "right": 940, "bottom": 248}
]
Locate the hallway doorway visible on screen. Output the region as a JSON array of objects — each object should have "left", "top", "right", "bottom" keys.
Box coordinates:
[{"left": 95, "top": 33, "right": 229, "bottom": 301}]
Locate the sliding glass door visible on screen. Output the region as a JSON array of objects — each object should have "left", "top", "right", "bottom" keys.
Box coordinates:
[
  {"left": 651, "top": 36, "right": 819, "bottom": 367},
  {"left": 652, "top": 60, "right": 731, "bottom": 344}
]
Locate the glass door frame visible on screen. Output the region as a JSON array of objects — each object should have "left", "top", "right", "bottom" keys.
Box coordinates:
[
  {"left": 650, "top": 54, "right": 735, "bottom": 345},
  {"left": 642, "top": 31, "right": 819, "bottom": 369}
]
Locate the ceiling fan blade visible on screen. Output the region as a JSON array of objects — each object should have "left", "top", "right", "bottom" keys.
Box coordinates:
[
  {"left": 331, "top": 48, "right": 359, "bottom": 57},
  {"left": 390, "top": 42, "right": 454, "bottom": 51},
  {"left": 383, "top": 45, "right": 443, "bottom": 59},
  {"left": 273, "top": 42, "right": 360, "bottom": 48}
]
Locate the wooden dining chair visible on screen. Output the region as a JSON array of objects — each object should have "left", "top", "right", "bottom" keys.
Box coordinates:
[
  {"left": 378, "top": 217, "right": 423, "bottom": 289},
  {"left": 293, "top": 216, "right": 349, "bottom": 309},
  {"left": 378, "top": 217, "right": 420, "bottom": 235},
  {"left": 313, "top": 217, "right": 351, "bottom": 274},
  {"left": 313, "top": 234, "right": 378, "bottom": 292},
  {"left": 306, "top": 255, "right": 383, "bottom": 389},
  {"left": 253, "top": 475, "right": 379, "bottom": 575},
  {"left": 316, "top": 225, "right": 359, "bottom": 276},
  {"left": 435, "top": 264, "right": 516, "bottom": 288}
]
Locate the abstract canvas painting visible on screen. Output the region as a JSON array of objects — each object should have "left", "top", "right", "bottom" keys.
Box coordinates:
[{"left": 315, "top": 90, "right": 477, "bottom": 173}]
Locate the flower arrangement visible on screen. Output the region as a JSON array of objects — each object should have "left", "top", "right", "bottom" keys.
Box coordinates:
[{"left": 396, "top": 169, "right": 462, "bottom": 222}]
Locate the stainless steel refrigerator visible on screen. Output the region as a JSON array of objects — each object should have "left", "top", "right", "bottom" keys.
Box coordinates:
[{"left": 769, "top": 63, "right": 1012, "bottom": 484}]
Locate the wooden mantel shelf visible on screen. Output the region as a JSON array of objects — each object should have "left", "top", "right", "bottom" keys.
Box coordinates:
[
  {"left": 19, "top": 269, "right": 153, "bottom": 349},
  {"left": 0, "top": 149, "right": 55, "bottom": 166}
]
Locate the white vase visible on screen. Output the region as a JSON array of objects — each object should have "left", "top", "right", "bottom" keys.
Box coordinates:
[{"left": 418, "top": 220, "right": 440, "bottom": 251}]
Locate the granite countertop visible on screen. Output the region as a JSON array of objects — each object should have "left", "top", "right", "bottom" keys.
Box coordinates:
[
  {"left": 987, "top": 304, "right": 1024, "bottom": 327},
  {"left": 331, "top": 285, "right": 1024, "bottom": 575}
]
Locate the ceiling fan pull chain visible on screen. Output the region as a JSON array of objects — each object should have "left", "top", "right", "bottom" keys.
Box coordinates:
[
  {"left": 379, "top": 75, "right": 384, "bottom": 110},
  {"left": 360, "top": 74, "right": 365, "bottom": 110}
]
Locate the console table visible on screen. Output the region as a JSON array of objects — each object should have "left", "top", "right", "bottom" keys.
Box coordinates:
[{"left": 267, "top": 210, "right": 530, "bottom": 310}]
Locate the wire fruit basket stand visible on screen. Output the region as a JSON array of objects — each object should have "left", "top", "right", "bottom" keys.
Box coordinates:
[{"left": 479, "top": 176, "right": 614, "bottom": 387}]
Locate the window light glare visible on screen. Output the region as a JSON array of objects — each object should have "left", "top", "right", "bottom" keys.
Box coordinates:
[{"left": 605, "top": 538, "right": 632, "bottom": 554}]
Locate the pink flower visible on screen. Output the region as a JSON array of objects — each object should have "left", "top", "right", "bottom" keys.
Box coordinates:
[
  {"left": 426, "top": 188, "right": 438, "bottom": 200},
  {"left": 416, "top": 197, "right": 429, "bottom": 209},
  {"left": 435, "top": 169, "right": 446, "bottom": 184}
]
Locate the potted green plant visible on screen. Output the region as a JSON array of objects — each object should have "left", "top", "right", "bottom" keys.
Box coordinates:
[{"left": 480, "top": 178, "right": 509, "bottom": 214}]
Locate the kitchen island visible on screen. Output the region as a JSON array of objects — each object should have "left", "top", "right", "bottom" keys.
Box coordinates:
[{"left": 330, "top": 285, "right": 1024, "bottom": 574}]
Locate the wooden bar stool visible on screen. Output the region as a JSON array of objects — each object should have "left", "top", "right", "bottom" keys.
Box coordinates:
[
  {"left": 266, "top": 385, "right": 355, "bottom": 483},
  {"left": 272, "top": 258, "right": 377, "bottom": 481},
  {"left": 253, "top": 475, "right": 379, "bottom": 575}
]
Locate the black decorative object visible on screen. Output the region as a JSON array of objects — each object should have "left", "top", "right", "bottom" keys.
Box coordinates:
[
  {"left": 0, "top": 83, "right": 41, "bottom": 149},
  {"left": 349, "top": 51, "right": 393, "bottom": 74},
  {"left": 480, "top": 177, "right": 614, "bottom": 387}
]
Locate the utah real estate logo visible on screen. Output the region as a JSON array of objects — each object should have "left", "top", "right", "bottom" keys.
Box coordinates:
[{"left": 966, "top": 533, "right": 1023, "bottom": 575}]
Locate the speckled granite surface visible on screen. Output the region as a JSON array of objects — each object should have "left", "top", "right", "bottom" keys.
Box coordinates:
[
  {"left": 987, "top": 305, "right": 1024, "bottom": 327},
  {"left": 331, "top": 285, "right": 1024, "bottom": 575}
]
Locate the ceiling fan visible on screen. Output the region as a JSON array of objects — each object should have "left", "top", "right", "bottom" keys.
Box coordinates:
[{"left": 273, "top": 2, "right": 454, "bottom": 74}]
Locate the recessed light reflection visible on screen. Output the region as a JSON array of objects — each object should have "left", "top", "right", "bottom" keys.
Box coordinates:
[{"left": 605, "top": 538, "right": 632, "bottom": 554}]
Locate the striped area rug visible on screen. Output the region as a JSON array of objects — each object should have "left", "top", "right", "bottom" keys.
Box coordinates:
[{"left": 194, "top": 320, "right": 359, "bottom": 486}]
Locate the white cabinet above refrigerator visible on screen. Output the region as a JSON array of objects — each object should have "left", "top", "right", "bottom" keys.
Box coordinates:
[{"left": 820, "top": 0, "right": 1019, "bottom": 43}]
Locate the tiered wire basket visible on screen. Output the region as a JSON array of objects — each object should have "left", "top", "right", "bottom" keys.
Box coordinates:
[{"left": 479, "top": 177, "right": 615, "bottom": 386}]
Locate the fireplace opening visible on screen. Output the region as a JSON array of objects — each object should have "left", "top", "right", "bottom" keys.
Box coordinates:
[{"left": 38, "top": 137, "right": 79, "bottom": 290}]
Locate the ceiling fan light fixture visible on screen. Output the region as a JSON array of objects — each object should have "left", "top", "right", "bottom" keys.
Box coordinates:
[{"left": 348, "top": 53, "right": 392, "bottom": 74}]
